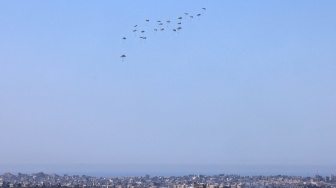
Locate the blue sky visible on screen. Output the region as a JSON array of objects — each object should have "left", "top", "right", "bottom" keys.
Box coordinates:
[{"left": 1, "top": 0, "right": 336, "bottom": 172}]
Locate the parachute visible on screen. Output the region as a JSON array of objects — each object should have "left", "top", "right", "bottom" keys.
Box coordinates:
[{"left": 119, "top": 8, "right": 207, "bottom": 62}]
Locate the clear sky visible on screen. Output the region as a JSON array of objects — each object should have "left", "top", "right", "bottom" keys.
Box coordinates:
[{"left": 1, "top": 0, "right": 336, "bottom": 172}]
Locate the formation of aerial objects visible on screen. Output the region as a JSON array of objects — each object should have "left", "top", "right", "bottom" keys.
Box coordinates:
[{"left": 120, "top": 7, "right": 206, "bottom": 62}]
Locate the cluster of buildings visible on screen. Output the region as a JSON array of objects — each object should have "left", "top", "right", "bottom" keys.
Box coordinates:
[{"left": 1, "top": 172, "right": 336, "bottom": 188}]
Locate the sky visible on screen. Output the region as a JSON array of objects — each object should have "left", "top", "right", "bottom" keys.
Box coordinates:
[{"left": 0, "top": 0, "right": 336, "bottom": 174}]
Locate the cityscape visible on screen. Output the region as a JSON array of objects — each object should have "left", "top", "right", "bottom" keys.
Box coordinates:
[
  {"left": 1, "top": 2, "right": 336, "bottom": 188},
  {"left": 1, "top": 172, "right": 336, "bottom": 188}
]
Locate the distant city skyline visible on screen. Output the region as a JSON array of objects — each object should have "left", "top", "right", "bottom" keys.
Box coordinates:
[
  {"left": 1, "top": 171, "right": 336, "bottom": 188},
  {"left": 1, "top": 164, "right": 336, "bottom": 177}
]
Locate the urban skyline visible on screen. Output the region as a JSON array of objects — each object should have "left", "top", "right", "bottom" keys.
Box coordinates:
[{"left": 2, "top": 172, "right": 336, "bottom": 188}]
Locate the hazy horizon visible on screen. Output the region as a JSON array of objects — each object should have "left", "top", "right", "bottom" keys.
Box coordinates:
[{"left": 1, "top": 164, "right": 336, "bottom": 177}]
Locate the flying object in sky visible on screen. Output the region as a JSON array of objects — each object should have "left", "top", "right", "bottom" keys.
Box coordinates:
[
  {"left": 166, "top": 20, "right": 171, "bottom": 27},
  {"left": 119, "top": 7, "right": 206, "bottom": 62},
  {"left": 120, "top": 55, "right": 126, "bottom": 62}
]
